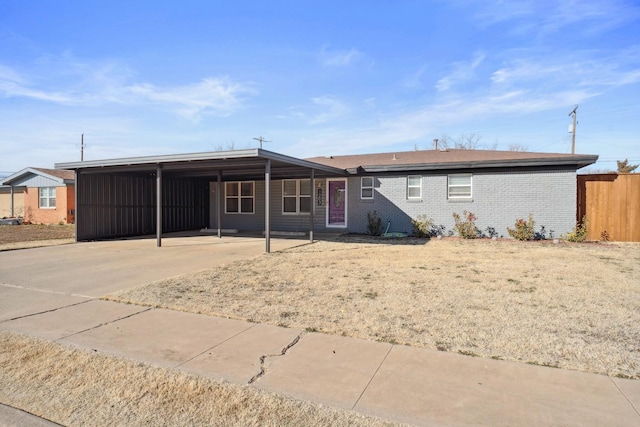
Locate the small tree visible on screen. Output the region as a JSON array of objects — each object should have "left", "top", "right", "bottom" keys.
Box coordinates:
[{"left": 617, "top": 159, "right": 639, "bottom": 173}]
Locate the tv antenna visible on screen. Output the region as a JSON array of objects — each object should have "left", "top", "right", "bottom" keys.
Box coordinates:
[
  {"left": 80, "top": 133, "right": 85, "bottom": 161},
  {"left": 253, "top": 136, "right": 271, "bottom": 149},
  {"left": 568, "top": 105, "right": 578, "bottom": 154}
]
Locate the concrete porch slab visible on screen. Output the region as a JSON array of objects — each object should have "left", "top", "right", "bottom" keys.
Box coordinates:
[
  {"left": 61, "top": 308, "right": 254, "bottom": 368},
  {"left": 181, "top": 323, "right": 303, "bottom": 384},
  {"left": 255, "top": 332, "right": 392, "bottom": 410},
  {"left": 0, "top": 299, "right": 147, "bottom": 341},
  {"left": 0, "top": 285, "right": 90, "bottom": 322},
  {"left": 355, "top": 344, "right": 640, "bottom": 427}
]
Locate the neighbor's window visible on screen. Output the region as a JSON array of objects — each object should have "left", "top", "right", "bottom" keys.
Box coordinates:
[
  {"left": 39, "top": 187, "right": 56, "bottom": 208},
  {"left": 225, "top": 181, "right": 254, "bottom": 214},
  {"left": 407, "top": 175, "right": 422, "bottom": 199},
  {"left": 283, "top": 179, "right": 310, "bottom": 214},
  {"left": 448, "top": 174, "right": 472, "bottom": 199},
  {"left": 361, "top": 177, "right": 374, "bottom": 199}
]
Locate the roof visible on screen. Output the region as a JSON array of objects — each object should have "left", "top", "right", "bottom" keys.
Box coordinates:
[
  {"left": 305, "top": 149, "right": 599, "bottom": 173},
  {"left": 1, "top": 167, "right": 75, "bottom": 186},
  {"left": 55, "top": 148, "right": 347, "bottom": 180}
]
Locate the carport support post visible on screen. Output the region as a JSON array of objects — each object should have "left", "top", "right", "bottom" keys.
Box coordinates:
[
  {"left": 74, "top": 171, "right": 79, "bottom": 242},
  {"left": 9, "top": 185, "right": 14, "bottom": 218},
  {"left": 265, "top": 159, "right": 271, "bottom": 253},
  {"left": 156, "top": 164, "right": 163, "bottom": 248},
  {"left": 217, "top": 170, "right": 222, "bottom": 239},
  {"left": 309, "top": 169, "right": 314, "bottom": 243}
]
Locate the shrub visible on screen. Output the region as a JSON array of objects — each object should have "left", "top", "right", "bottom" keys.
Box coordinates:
[
  {"left": 507, "top": 214, "right": 535, "bottom": 241},
  {"left": 563, "top": 216, "right": 588, "bottom": 242},
  {"left": 452, "top": 210, "right": 480, "bottom": 239},
  {"left": 411, "top": 215, "right": 434, "bottom": 238},
  {"left": 366, "top": 211, "right": 383, "bottom": 236}
]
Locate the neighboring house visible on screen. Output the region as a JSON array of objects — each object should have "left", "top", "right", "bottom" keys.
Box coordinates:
[
  {"left": 0, "top": 185, "right": 25, "bottom": 218},
  {"left": 1, "top": 168, "right": 75, "bottom": 224},
  {"left": 55, "top": 148, "right": 597, "bottom": 247}
]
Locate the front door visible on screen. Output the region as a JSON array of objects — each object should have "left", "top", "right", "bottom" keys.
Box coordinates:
[{"left": 326, "top": 179, "right": 347, "bottom": 228}]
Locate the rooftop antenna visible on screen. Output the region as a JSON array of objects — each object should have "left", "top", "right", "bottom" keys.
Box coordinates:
[
  {"left": 568, "top": 105, "right": 578, "bottom": 154},
  {"left": 253, "top": 136, "right": 271, "bottom": 149}
]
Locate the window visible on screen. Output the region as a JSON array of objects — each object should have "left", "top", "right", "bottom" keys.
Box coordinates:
[
  {"left": 283, "top": 179, "right": 310, "bottom": 214},
  {"left": 448, "top": 174, "right": 472, "bottom": 199},
  {"left": 407, "top": 175, "right": 422, "bottom": 199},
  {"left": 225, "top": 181, "right": 254, "bottom": 213},
  {"left": 361, "top": 177, "right": 374, "bottom": 199},
  {"left": 39, "top": 187, "right": 56, "bottom": 208}
]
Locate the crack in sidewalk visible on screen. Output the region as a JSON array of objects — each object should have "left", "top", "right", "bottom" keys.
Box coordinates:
[
  {"left": 248, "top": 331, "right": 305, "bottom": 384},
  {"left": 1, "top": 299, "right": 95, "bottom": 323},
  {"left": 57, "top": 307, "right": 152, "bottom": 341}
]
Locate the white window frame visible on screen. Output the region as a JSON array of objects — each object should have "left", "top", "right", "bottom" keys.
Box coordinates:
[
  {"left": 448, "top": 174, "right": 472, "bottom": 199},
  {"left": 225, "top": 181, "right": 255, "bottom": 214},
  {"left": 360, "top": 177, "right": 374, "bottom": 200},
  {"left": 39, "top": 187, "right": 56, "bottom": 209},
  {"left": 407, "top": 175, "right": 422, "bottom": 199},
  {"left": 282, "top": 179, "right": 311, "bottom": 215}
]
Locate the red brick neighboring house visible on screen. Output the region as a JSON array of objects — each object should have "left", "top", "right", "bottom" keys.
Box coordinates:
[{"left": 1, "top": 167, "right": 75, "bottom": 224}]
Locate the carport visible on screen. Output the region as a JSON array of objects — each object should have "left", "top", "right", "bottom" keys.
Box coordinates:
[{"left": 55, "top": 149, "right": 346, "bottom": 252}]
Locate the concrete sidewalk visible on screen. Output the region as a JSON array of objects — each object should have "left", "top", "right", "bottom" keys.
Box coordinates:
[{"left": 2, "top": 294, "right": 639, "bottom": 426}]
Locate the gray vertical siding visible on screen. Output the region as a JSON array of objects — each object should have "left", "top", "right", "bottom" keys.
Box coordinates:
[{"left": 348, "top": 169, "right": 577, "bottom": 238}]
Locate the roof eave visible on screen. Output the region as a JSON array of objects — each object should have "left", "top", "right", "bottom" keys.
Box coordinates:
[
  {"left": 1, "top": 167, "right": 66, "bottom": 185},
  {"left": 55, "top": 148, "right": 347, "bottom": 177},
  {"left": 358, "top": 155, "right": 599, "bottom": 173}
]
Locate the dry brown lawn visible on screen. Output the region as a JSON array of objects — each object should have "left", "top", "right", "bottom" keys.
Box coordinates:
[
  {"left": 0, "top": 224, "right": 74, "bottom": 250},
  {"left": 107, "top": 236, "right": 640, "bottom": 379},
  {"left": 0, "top": 331, "right": 401, "bottom": 427}
]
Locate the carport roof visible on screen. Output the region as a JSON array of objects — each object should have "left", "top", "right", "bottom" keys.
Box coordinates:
[{"left": 55, "top": 148, "right": 347, "bottom": 180}]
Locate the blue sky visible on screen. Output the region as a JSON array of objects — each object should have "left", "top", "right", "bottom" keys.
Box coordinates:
[{"left": 1, "top": 0, "right": 639, "bottom": 175}]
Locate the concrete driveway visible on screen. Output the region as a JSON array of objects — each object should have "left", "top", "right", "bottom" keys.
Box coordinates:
[{"left": 0, "top": 235, "right": 307, "bottom": 320}]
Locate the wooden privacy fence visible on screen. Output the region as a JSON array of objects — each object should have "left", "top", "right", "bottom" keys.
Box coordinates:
[{"left": 577, "top": 173, "right": 640, "bottom": 242}]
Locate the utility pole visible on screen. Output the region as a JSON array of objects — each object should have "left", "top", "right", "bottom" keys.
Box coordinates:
[
  {"left": 81, "top": 134, "right": 85, "bottom": 161},
  {"left": 568, "top": 105, "right": 578, "bottom": 154},
  {"left": 253, "top": 136, "right": 271, "bottom": 149}
]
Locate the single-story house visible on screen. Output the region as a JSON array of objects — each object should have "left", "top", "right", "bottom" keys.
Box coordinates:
[
  {"left": 1, "top": 168, "right": 75, "bottom": 224},
  {"left": 54, "top": 148, "right": 597, "bottom": 250}
]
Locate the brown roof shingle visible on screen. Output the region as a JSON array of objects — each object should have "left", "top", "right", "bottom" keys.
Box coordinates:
[
  {"left": 305, "top": 149, "right": 597, "bottom": 171},
  {"left": 32, "top": 167, "right": 75, "bottom": 181}
]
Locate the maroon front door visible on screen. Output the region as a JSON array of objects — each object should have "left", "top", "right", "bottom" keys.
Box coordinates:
[{"left": 327, "top": 179, "right": 346, "bottom": 227}]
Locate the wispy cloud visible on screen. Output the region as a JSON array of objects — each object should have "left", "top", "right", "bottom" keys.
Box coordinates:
[
  {"left": 319, "top": 47, "right": 365, "bottom": 67},
  {"left": 467, "top": 0, "right": 640, "bottom": 36},
  {"left": 0, "top": 60, "right": 256, "bottom": 121},
  {"left": 307, "top": 95, "right": 350, "bottom": 125},
  {"left": 128, "top": 78, "right": 256, "bottom": 121},
  {"left": 0, "top": 65, "right": 77, "bottom": 104},
  {"left": 435, "top": 52, "right": 485, "bottom": 91}
]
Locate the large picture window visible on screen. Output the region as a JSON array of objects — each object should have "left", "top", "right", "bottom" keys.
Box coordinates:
[
  {"left": 225, "top": 181, "right": 254, "bottom": 214},
  {"left": 361, "top": 177, "right": 374, "bottom": 199},
  {"left": 448, "top": 174, "right": 472, "bottom": 199},
  {"left": 283, "top": 179, "right": 310, "bottom": 214},
  {"left": 407, "top": 175, "right": 422, "bottom": 199},
  {"left": 39, "top": 187, "right": 56, "bottom": 208}
]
